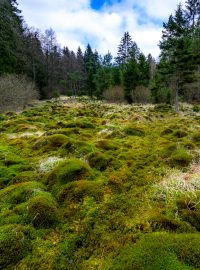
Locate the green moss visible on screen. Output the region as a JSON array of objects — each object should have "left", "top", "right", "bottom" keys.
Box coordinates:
[
  {"left": 48, "top": 158, "right": 93, "bottom": 186},
  {"left": 33, "top": 134, "right": 69, "bottom": 151},
  {"left": 87, "top": 151, "right": 111, "bottom": 171},
  {"left": 64, "top": 119, "right": 95, "bottom": 129},
  {"left": 123, "top": 126, "right": 145, "bottom": 136},
  {"left": 58, "top": 180, "right": 103, "bottom": 203},
  {"left": 150, "top": 214, "right": 196, "bottom": 233},
  {"left": 0, "top": 181, "right": 46, "bottom": 210},
  {"left": 0, "top": 224, "right": 31, "bottom": 268},
  {"left": 169, "top": 148, "right": 192, "bottom": 168},
  {"left": 110, "top": 233, "right": 200, "bottom": 270},
  {"left": 192, "top": 132, "right": 200, "bottom": 144},
  {"left": 27, "top": 195, "right": 58, "bottom": 228},
  {"left": 176, "top": 193, "right": 200, "bottom": 231},
  {"left": 173, "top": 130, "right": 188, "bottom": 138}
]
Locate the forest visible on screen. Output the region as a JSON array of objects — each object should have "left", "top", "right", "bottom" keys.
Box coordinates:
[
  {"left": 0, "top": 0, "right": 200, "bottom": 269},
  {"left": 0, "top": 0, "right": 199, "bottom": 110}
]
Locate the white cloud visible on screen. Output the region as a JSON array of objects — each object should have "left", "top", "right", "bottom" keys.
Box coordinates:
[{"left": 18, "top": 0, "right": 184, "bottom": 59}]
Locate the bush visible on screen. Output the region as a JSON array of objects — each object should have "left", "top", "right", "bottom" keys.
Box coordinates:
[
  {"left": 0, "top": 224, "right": 31, "bottom": 268},
  {"left": 110, "top": 233, "right": 200, "bottom": 270},
  {"left": 0, "top": 74, "right": 39, "bottom": 113},
  {"left": 103, "top": 86, "right": 125, "bottom": 103},
  {"left": 27, "top": 195, "right": 58, "bottom": 228},
  {"left": 47, "top": 159, "right": 92, "bottom": 186}
]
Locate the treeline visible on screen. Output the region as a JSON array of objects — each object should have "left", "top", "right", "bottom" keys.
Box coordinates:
[{"left": 0, "top": 0, "right": 200, "bottom": 106}]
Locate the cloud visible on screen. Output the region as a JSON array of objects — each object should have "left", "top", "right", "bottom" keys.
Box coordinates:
[{"left": 17, "top": 0, "right": 184, "bottom": 59}]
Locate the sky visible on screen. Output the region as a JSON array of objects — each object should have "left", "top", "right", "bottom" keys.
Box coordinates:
[{"left": 17, "top": 0, "right": 184, "bottom": 59}]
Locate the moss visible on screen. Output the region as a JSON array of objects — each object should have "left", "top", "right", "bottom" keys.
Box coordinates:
[
  {"left": 173, "top": 130, "right": 188, "bottom": 138},
  {"left": 64, "top": 119, "right": 95, "bottom": 129},
  {"left": 150, "top": 214, "right": 196, "bottom": 233},
  {"left": 58, "top": 180, "right": 103, "bottom": 203},
  {"left": 176, "top": 193, "right": 200, "bottom": 231},
  {"left": 123, "top": 126, "right": 145, "bottom": 136},
  {"left": 0, "top": 181, "right": 46, "bottom": 210},
  {"left": 33, "top": 134, "right": 69, "bottom": 151},
  {"left": 11, "top": 171, "right": 42, "bottom": 184},
  {"left": 87, "top": 151, "right": 111, "bottom": 171},
  {"left": 95, "top": 139, "right": 118, "bottom": 150},
  {"left": 169, "top": 148, "right": 192, "bottom": 168},
  {"left": 192, "top": 132, "right": 200, "bottom": 144},
  {"left": 0, "top": 224, "right": 31, "bottom": 268},
  {"left": 110, "top": 233, "right": 200, "bottom": 270},
  {"left": 47, "top": 158, "right": 93, "bottom": 186},
  {"left": 27, "top": 195, "right": 58, "bottom": 228}
]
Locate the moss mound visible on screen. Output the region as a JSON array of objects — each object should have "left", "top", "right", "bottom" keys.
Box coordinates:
[
  {"left": 33, "top": 134, "right": 69, "bottom": 151},
  {"left": 110, "top": 233, "right": 200, "bottom": 270},
  {"left": 0, "top": 181, "right": 45, "bottom": 210},
  {"left": 48, "top": 158, "right": 92, "bottom": 186},
  {"left": 0, "top": 225, "right": 31, "bottom": 268},
  {"left": 123, "top": 126, "right": 145, "bottom": 136},
  {"left": 169, "top": 148, "right": 192, "bottom": 168},
  {"left": 27, "top": 195, "right": 58, "bottom": 228},
  {"left": 58, "top": 180, "right": 103, "bottom": 202},
  {"left": 87, "top": 151, "right": 111, "bottom": 171}
]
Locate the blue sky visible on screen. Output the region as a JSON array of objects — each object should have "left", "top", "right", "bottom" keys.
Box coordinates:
[{"left": 18, "top": 0, "right": 184, "bottom": 59}]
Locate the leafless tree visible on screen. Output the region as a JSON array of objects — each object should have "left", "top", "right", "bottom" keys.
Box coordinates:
[{"left": 0, "top": 74, "right": 39, "bottom": 113}]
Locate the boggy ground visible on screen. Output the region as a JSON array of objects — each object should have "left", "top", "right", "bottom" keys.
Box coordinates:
[{"left": 0, "top": 97, "right": 200, "bottom": 269}]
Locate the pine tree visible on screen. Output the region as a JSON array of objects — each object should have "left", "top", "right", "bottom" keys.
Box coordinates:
[
  {"left": 0, "top": 0, "right": 25, "bottom": 74},
  {"left": 115, "top": 32, "right": 134, "bottom": 67}
]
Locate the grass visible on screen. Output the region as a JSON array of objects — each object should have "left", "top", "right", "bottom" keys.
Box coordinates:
[{"left": 0, "top": 98, "right": 200, "bottom": 269}]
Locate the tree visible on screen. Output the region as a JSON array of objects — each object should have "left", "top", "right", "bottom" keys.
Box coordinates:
[
  {"left": 84, "top": 44, "right": 100, "bottom": 97},
  {"left": 157, "top": 2, "right": 199, "bottom": 110},
  {"left": 0, "top": 0, "right": 25, "bottom": 74},
  {"left": 115, "top": 32, "right": 134, "bottom": 67},
  {"left": 0, "top": 74, "right": 39, "bottom": 112}
]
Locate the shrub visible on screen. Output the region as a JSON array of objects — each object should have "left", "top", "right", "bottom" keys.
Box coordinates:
[
  {"left": 0, "top": 225, "right": 31, "bottom": 268},
  {"left": 0, "top": 74, "right": 39, "bottom": 113},
  {"left": 110, "top": 233, "right": 200, "bottom": 270},
  {"left": 27, "top": 195, "right": 58, "bottom": 228},
  {"left": 103, "top": 86, "right": 125, "bottom": 103},
  {"left": 47, "top": 159, "right": 92, "bottom": 186}
]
